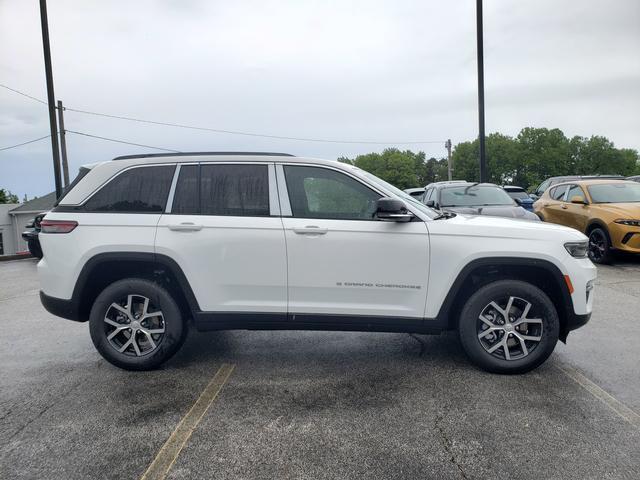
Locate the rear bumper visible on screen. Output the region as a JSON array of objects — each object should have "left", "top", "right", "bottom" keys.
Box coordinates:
[
  {"left": 21, "top": 230, "right": 38, "bottom": 242},
  {"left": 40, "top": 291, "right": 84, "bottom": 322}
]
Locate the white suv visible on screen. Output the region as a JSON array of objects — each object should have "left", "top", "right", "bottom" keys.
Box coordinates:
[{"left": 38, "top": 153, "right": 596, "bottom": 373}]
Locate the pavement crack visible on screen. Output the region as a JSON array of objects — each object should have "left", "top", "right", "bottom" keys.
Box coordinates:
[{"left": 435, "top": 407, "right": 469, "bottom": 480}]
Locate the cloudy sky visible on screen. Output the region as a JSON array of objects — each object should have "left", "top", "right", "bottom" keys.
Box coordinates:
[{"left": 1, "top": 0, "right": 639, "bottom": 199}]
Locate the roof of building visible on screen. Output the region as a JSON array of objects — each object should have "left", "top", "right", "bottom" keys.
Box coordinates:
[{"left": 9, "top": 192, "right": 56, "bottom": 214}]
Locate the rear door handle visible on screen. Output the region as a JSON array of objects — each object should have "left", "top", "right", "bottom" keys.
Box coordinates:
[
  {"left": 168, "top": 222, "right": 202, "bottom": 232},
  {"left": 292, "top": 226, "right": 328, "bottom": 235}
]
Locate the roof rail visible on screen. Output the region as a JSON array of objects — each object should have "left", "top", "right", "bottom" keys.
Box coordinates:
[{"left": 112, "top": 152, "right": 295, "bottom": 161}]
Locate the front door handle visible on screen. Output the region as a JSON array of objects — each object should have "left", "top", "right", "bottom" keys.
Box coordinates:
[
  {"left": 168, "top": 222, "right": 202, "bottom": 232},
  {"left": 561, "top": 204, "right": 568, "bottom": 209},
  {"left": 292, "top": 226, "right": 328, "bottom": 235}
]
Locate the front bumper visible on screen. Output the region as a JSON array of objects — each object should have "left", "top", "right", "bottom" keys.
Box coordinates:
[
  {"left": 561, "top": 312, "right": 591, "bottom": 341},
  {"left": 40, "top": 291, "right": 84, "bottom": 322},
  {"left": 610, "top": 223, "right": 640, "bottom": 253}
]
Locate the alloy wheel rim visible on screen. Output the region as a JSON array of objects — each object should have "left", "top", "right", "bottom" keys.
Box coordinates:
[
  {"left": 588, "top": 231, "right": 606, "bottom": 261},
  {"left": 477, "top": 296, "right": 544, "bottom": 361},
  {"left": 103, "top": 294, "right": 165, "bottom": 356}
]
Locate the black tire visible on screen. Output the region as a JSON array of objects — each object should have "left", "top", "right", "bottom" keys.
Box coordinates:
[
  {"left": 89, "top": 278, "right": 186, "bottom": 371},
  {"left": 588, "top": 227, "right": 612, "bottom": 264},
  {"left": 458, "top": 280, "right": 559, "bottom": 374}
]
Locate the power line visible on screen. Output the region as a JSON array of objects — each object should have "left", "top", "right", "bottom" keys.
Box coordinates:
[
  {"left": 66, "top": 129, "right": 181, "bottom": 152},
  {"left": 0, "top": 83, "right": 48, "bottom": 105},
  {"left": 64, "top": 107, "right": 445, "bottom": 145},
  {"left": 1, "top": 82, "right": 446, "bottom": 145},
  {"left": 0, "top": 135, "right": 51, "bottom": 152}
]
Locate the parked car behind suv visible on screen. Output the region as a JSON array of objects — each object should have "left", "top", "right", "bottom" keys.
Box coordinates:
[
  {"left": 38, "top": 153, "right": 596, "bottom": 373},
  {"left": 534, "top": 179, "right": 640, "bottom": 263},
  {"left": 503, "top": 186, "right": 535, "bottom": 212},
  {"left": 530, "top": 175, "right": 624, "bottom": 200},
  {"left": 22, "top": 212, "right": 46, "bottom": 259},
  {"left": 422, "top": 181, "right": 539, "bottom": 221}
]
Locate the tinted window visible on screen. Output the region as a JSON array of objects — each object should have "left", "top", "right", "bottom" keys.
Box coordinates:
[
  {"left": 549, "top": 185, "right": 568, "bottom": 201},
  {"left": 284, "top": 165, "right": 381, "bottom": 220},
  {"left": 201, "top": 164, "right": 269, "bottom": 216},
  {"left": 84, "top": 165, "right": 174, "bottom": 212},
  {"left": 172, "top": 165, "right": 199, "bottom": 214}
]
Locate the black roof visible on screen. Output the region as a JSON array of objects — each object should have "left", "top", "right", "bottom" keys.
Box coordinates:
[{"left": 112, "top": 152, "right": 295, "bottom": 161}]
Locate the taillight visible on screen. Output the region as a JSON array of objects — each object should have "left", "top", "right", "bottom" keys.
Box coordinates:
[{"left": 40, "top": 220, "right": 78, "bottom": 234}]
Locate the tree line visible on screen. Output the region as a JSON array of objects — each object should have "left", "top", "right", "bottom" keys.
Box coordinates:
[{"left": 338, "top": 127, "right": 640, "bottom": 191}]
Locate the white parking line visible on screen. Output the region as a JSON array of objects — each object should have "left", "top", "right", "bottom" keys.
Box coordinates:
[{"left": 557, "top": 365, "right": 640, "bottom": 428}]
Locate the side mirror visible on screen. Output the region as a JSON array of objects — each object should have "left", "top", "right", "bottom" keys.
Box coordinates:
[
  {"left": 425, "top": 199, "right": 437, "bottom": 208},
  {"left": 570, "top": 195, "right": 587, "bottom": 205},
  {"left": 375, "top": 197, "right": 413, "bottom": 222}
]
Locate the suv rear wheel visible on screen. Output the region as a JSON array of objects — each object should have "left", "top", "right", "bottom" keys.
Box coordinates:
[
  {"left": 89, "top": 278, "right": 186, "bottom": 370},
  {"left": 458, "top": 280, "right": 559, "bottom": 374}
]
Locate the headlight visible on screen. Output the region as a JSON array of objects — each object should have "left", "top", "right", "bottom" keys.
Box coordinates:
[
  {"left": 564, "top": 241, "right": 588, "bottom": 258},
  {"left": 614, "top": 219, "right": 640, "bottom": 226}
]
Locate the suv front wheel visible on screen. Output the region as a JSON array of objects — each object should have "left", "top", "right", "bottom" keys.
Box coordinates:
[
  {"left": 458, "top": 280, "right": 559, "bottom": 374},
  {"left": 89, "top": 278, "right": 186, "bottom": 370}
]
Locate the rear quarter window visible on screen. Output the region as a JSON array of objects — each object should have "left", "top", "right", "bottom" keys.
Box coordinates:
[{"left": 83, "top": 165, "right": 175, "bottom": 212}]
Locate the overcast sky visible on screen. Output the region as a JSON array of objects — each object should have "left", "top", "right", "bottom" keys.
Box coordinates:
[{"left": 1, "top": 0, "right": 639, "bottom": 199}]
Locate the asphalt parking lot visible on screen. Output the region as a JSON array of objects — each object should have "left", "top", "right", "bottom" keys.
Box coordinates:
[{"left": 1, "top": 258, "right": 639, "bottom": 480}]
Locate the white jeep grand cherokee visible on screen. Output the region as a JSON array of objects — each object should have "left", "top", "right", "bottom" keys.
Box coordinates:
[{"left": 38, "top": 152, "right": 596, "bottom": 373}]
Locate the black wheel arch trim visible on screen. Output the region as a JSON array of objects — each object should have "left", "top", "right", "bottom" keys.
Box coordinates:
[
  {"left": 41, "top": 252, "right": 201, "bottom": 322},
  {"left": 433, "top": 256, "right": 586, "bottom": 342}
]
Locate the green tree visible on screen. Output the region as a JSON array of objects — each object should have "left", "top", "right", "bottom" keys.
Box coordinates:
[
  {"left": 0, "top": 189, "right": 19, "bottom": 204},
  {"left": 451, "top": 133, "right": 520, "bottom": 185},
  {"left": 516, "top": 127, "right": 570, "bottom": 188},
  {"left": 340, "top": 148, "right": 423, "bottom": 189}
]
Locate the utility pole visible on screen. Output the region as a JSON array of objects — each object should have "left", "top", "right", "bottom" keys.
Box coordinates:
[
  {"left": 476, "top": 0, "right": 487, "bottom": 182},
  {"left": 39, "top": 0, "right": 63, "bottom": 198},
  {"left": 57, "top": 100, "right": 70, "bottom": 186},
  {"left": 445, "top": 139, "right": 453, "bottom": 181}
]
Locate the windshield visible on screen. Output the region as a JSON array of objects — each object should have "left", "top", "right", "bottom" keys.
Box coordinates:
[
  {"left": 507, "top": 190, "right": 530, "bottom": 200},
  {"left": 587, "top": 183, "right": 640, "bottom": 203},
  {"left": 441, "top": 185, "right": 515, "bottom": 207},
  {"left": 356, "top": 169, "right": 438, "bottom": 219}
]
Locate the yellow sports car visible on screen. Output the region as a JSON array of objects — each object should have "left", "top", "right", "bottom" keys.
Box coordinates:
[{"left": 534, "top": 179, "right": 640, "bottom": 263}]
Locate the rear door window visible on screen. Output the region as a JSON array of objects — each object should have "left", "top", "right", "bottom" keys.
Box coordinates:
[
  {"left": 83, "top": 165, "right": 175, "bottom": 212},
  {"left": 172, "top": 164, "right": 270, "bottom": 216}
]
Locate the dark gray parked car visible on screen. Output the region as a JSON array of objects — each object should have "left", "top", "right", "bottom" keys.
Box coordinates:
[{"left": 422, "top": 181, "right": 539, "bottom": 221}]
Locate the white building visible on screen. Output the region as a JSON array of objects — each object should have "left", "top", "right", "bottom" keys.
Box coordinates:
[
  {"left": 0, "top": 192, "right": 56, "bottom": 257},
  {"left": 0, "top": 203, "right": 20, "bottom": 256}
]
